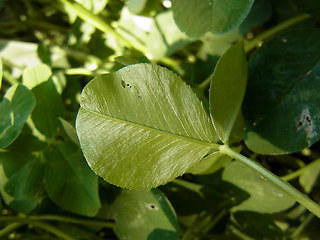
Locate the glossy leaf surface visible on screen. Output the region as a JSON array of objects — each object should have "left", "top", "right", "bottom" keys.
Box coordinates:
[
  {"left": 0, "top": 84, "right": 35, "bottom": 148},
  {"left": 209, "top": 42, "right": 247, "bottom": 143},
  {"left": 223, "top": 161, "right": 295, "bottom": 213},
  {"left": 45, "top": 143, "right": 100, "bottom": 216},
  {"left": 76, "top": 64, "right": 218, "bottom": 189},
  {"left": 244, "top": 29, "right": 320, "bottom": 154},
  {"left": 172, "top": 0, "right": 254, "bottom": 38},
  {"left": 107, "top": 189, "right": 179, "bottom": 240}
]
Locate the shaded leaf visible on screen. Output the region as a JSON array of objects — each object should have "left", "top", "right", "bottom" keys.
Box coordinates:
[
  {"left": 290, "top": 0, "right": 320, "bottom": 17},
  {"left": 0, "top": 134, "right": 46, "bottom": 213},
  {"left": 59, "top": 118, "right": 80, "bottom": 146},
  {"left": 299, "top": 159, "right": 320, "bottom": 193},
  {"left": 232, "top": 211, "right": 289, "bottom": 240},
  {"left": 0, "top": 57, "right": 2, "bottom": 90},
  {"left": 45, "top": 143, "right": 100, "bottom": 216},
  {"left": 76, "top": 64, "right": 218, "bottom": 189},
  {"left": 187, "top": 152, "right": 231, "bottom": 175},
  {"left": 172, "top": 0, "right": 254, "bottom": 38},
  {"left": 0, "top": 84, "right": 35, "bottom": 148},
  {"left": 107, "top": 189, "right": 179, "bottom": 240},
  {"left": 23, "top": 64, "right": 64, "bottom": 139},
  {"left": 223, "top": 161, "right": 295, "bottom": 213},
  {"left": 209, "top": 42, "right": 247, "bottom": 143},
  {"left": 0, "top": 157, "right": 44, "bottom": 214},
  {"left": 243, "top": 29, "right": 320, "bottom": 154}
]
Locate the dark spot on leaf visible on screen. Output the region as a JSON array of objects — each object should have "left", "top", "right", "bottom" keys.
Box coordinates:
[
  {"left": 146, "top": 203, "right": 158, "bottom": 210},
  {"left": 121, "top": 80, "right": 126, "bottom": 88},
  {"left": 137, "top": 91, "right": 142, "bottom": 99},
  {"left": 126, "top": 83, "right": 132, "bottom": 89},
  {"left": 297, "top": 121, "right": 303, "bottom": 128}
]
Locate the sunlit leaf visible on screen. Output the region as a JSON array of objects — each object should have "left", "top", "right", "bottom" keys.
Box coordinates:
[
  {"left": 76, "top": 64, "right": 218, "bottom": 189},
  {"left": 209, "top": 42, "right": 247, "bottom": 143}
]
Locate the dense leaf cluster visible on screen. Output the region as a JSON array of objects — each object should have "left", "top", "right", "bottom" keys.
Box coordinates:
[{"left": 0, "top": 0, "right": 320, "bottom": 239}]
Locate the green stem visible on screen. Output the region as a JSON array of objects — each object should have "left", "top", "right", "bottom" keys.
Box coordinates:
[
  {"left": 219, "top": 145, "right": 320, "bottom": 219},
  {"left": 30, "top": 215, "right": 114, "bottom": 228},
  {"left": 244, "top": 13, "right": 310, "bottom": 52},
  {"left": 0, "top": 217, "right": 75, "bottom": 240},
  {"left": 282, "top": 158, "right": 320, "bottom": 181},
  {"left": 3, "top": 70, "right": 19, "bottom": 85},
  {"left": 56, "top": 0, "right": 146, "bottom": 53},
  {"left": 0, "top": 223, "right": 24, "bottom": 238}
]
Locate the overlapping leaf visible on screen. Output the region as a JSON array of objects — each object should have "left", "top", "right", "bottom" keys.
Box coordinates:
[
  {"left": 172, "top": 0, "right": 254, "bottom": 38},
  {"left": 76, "top": 64, "right": 218, "bottom": 189},
  {"left": 209, "top": 42, "right": 247, "bottom": 143}
]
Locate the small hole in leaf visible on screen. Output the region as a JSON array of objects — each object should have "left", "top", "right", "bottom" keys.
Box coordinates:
[
  {"left": 126, "top": 83, "right": 132, "bottom": 89},
  {"left": 146, "top": 203, "right": 158, "bottom": 210}
]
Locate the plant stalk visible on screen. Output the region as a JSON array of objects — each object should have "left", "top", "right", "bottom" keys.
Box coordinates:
[
  {"left": 0, "top": 217, "right": 75, "bottom": 240},
  {"left": 244, "top": 13, "right": 310, "bottom": 52},
  {"left": 219, "top": 145, "right": 320, "bottom": 219},
  {"left": 282, "top": 158, "right": 320, "bottom": 181}
]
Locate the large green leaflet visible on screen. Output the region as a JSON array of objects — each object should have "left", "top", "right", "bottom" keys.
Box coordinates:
[
  {"left": 209, "top": 42, "right": 247, "bottom": 143},
  {"left": 107, "top": 189, "right": 179, "bottom": 240},
  {"left": 171, "top": 0, "right": 254, "bottom": 38},
  {"left": 0, "top": 84, "right": 35, "bottom": 149},
  {"left": 243, "top": 29, "right": 320, "bottom": 154},
  {"left": 76, "top": 64, "right": 218, "bottom": 189}
]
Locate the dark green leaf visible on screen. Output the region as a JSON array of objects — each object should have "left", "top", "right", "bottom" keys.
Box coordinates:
[
  {"left": 0, "top": 84, "right": 35, "bottom": 148},
  {"left": 222, "top": 161, "right": 295, "bottom": 213},
  {"left": 172, "top": 0, "right": 254, "bottom": 38},
  {"left": 209, "top": 42, "right": 248, "bottom": 143},
  {"left": 45, "top": 143, "right": 100, "bottom": 216},
  {"left": 0, "top": 157, "right": 44, "bottom": 214},
  {"left": 76, "top": 64, "right": 218, "bottom": 189},
  {"left": 107, "top": 189, "right": 179, "bottom": 240},
  {"left": 0, "top": 57, "right": 2, "bottom": 90},
  {"left": 243, "top": 29, "right": 320, "bottom": 154},
  {"left": 290, "top": 0, "right": 320, "bottom": 17},
  {"left": 23, "top": 64, "right": 64, "bottom": 139},
  {"left": 0, "top": 134, "right": 46, "bottom": 213}
]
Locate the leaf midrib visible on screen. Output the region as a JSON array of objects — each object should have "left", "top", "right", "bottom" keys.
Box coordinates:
[{"left": 81, "top": 107, "right": 218, "bottom": 149}]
